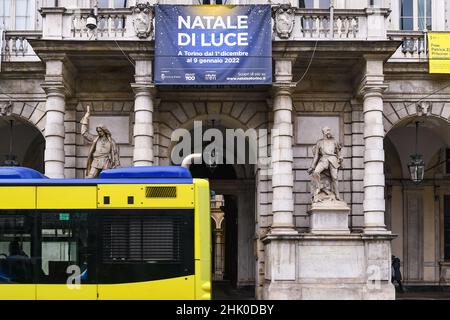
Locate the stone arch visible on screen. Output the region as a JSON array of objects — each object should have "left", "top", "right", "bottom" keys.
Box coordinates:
[
  {"left": 0, "top": 110, "right": 46, "bottom": 172},
  {"left": 156, "top": 100, "right": 269, "bottom": 166},
  {"left": 7, "top": 101, "right": 47, "bottom": 133},
  {"left": 383, "top": 101, "right": 450, "bottom": 133}
]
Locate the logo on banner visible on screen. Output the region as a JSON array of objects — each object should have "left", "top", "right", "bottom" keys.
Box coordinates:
[{"left": 185, "top": 73, "right": 196, "bottom": 81}]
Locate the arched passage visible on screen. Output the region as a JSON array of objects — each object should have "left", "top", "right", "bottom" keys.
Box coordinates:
[
  {"left": 160, "top": 103, "right": 261, "bottom": 297},
  {"left": 385, "top": 114, "right": 450, "bottom": 286},
  {"left": 0, "top": 115, "right": 45, "bottom": 172}
]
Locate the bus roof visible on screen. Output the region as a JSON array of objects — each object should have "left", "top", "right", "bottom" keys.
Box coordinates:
[{"left": 0, "top": 166, "right": 193, "bottom": 185}]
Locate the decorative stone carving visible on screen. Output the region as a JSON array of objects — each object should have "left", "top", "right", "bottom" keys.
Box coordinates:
[
  {"left": 273, "top": 4, "right": 295, "bottom": 39},
  {"left": 132, "top": 2, "right": 154, "bottom": 39},
  {"left": 0, "top": 102, "right": 12, "bottom": 117},
  {"left": 416, "top": 101, "right": 431, "bottom": 116},
  {"left": 80, "top": 105, "right": 121, "bottom": 178},
  {"left": 308, "top": 126, "right": 343, "bottom": 203}
]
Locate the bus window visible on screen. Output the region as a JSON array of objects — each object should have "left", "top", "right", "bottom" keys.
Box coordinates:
[
  {"left": 38, "top": 212, "right": 95, "bottom": 284},
  {"left": 0, "top": 213, "right": 34, "bottom": 284},
  {"left": 98, "top": 210, "right": 194, "bottom": 284}
]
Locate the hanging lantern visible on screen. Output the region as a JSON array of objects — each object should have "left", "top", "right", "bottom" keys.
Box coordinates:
[
  {"left": 408, "top": 121, "right": 425, "bottom": 183},
  {"left": 408, "top": 154, "right": 425, "bottom": 183},
  {"left": 207, "top": 148, "right": 218, "bottom": 172},
  {"left": 205, "top": 119, "right": 218, "bottom": 172}
]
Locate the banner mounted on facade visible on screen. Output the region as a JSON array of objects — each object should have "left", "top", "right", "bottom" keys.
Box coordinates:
[
  {"left": 428, "top": 32, "right": 450, "bottom": 74},
  {"left": 155, "top": 5, "right": 272, "bottom": 85}
]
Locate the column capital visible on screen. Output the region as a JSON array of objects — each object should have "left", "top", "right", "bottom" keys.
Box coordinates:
[
  {"left": 41, "top": 82, "right": 70, "bottom": 98},
  {"left": 357, "top": 79, "right": 388, "bottom": 98},
  {"left": 131, "top": 83, "right": 157, "bottom": 95},
  {"left": 272, "top": 82, "right": 296, "bottom": 96},
  {"left": 129, "top": 53, "right": 153, "bottom": 62},
  {"left": 39, "top": 7, "right": 67, "bottom": 17},
  {"left": 39, "top": 53, "right": 68, "bottom": 63}
]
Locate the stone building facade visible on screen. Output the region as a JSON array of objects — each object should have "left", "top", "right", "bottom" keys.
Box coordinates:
[{"left": 1, "top": 0, "right": 450, "bottom": 299}]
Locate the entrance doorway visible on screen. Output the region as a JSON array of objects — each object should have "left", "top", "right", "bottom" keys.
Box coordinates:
[
  {"left": 189, "top": 163, "right": 255, "bottom": 299},
  {"left": 170, "top": 120, "right": 258, "bottom": 299}
]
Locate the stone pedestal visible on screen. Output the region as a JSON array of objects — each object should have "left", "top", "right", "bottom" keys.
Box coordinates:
[
  {"left": 309, "top": 201, "right": 350, "bottom": 234},
  {"left": 262, "top": 233, "right": 396, "bottom": 300}
]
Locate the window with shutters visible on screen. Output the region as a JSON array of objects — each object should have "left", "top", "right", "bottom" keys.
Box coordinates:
[
  {"left": 101, "top": 215, "right": 183, "bottom": 263},
  {"left": 98, "top": 210, "right": 194, "bottom": 283}
]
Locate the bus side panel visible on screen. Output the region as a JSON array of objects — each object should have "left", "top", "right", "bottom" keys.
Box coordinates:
[
  {"left": 194, "top": 179, "right": 211, "bottom": 300},
  {"left": 0, "top": 285, "right": 36, "bottom": 300},
  {"left": 0, "top": 187, "right": 35, "bottom": 209},
  {"left": 37, "top": 186, "right": 97, "bottom": 209},
  {"left": 97, "top": 184, "right": 195, "bottom": 209},
  {"left": 97, "top": 276, "right": 195, "bottom": 300},
  {"left": 36, "top": 285, "right": 97, "bottom": 300}
]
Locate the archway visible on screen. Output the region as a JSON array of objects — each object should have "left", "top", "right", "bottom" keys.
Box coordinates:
[
  {"left": 168, "top": 118, "right": 257, "bottom": 298},
  {"left": 385, "top": 115, "right": 450, "bottom": 286},
  {"left": 0, "top": 116, "right": 45, "bottom": 172}
]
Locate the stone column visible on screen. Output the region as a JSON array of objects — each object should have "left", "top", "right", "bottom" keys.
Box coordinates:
[
  {"left": 41, "top": 56, "right": 70, "bottom": 179},
  {"left": 131, "top": 55, "right": 154, "bottom": 166},
  {"left": 213, "top": 229, "right": 224, "bottom": 280},
  {"left": 41, "top": 83, "right": 66, "bottom": 178},
  {"left": 360, "top": 56, "right": 389, "bottom": 234},
  {"left": 270, "top": 59, "right": 297, "bottom": 234}
]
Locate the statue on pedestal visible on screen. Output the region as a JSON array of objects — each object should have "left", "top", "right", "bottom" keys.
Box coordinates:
[
  {"left": 80, "top": 105, "right": 120, "bottom": 178},
  {"left": 307, "top": 127, "right": 343, "bottom": 203}
]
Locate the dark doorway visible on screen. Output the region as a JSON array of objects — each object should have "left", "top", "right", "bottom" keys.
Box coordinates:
[
  {"left": 445, "top": 195, "right": 450, "bottom": 260},
  {"left": 223, "top": 195, "right": 237, "bottom": 286}
]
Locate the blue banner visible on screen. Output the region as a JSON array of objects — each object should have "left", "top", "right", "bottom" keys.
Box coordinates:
[{"left": 155, "top": 5, "right": 272, "bottom": 85}]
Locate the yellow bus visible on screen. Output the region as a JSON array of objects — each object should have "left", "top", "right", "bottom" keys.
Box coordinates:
[{"left": 0, "top": 166, "right": 211, "bottom": 300}]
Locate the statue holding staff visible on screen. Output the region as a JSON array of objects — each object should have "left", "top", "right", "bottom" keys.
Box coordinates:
[{"left": 80, "top": 105, "right": 120, "bottom": 178}]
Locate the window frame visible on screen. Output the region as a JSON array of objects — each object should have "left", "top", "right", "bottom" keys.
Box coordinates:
[
  {"left": 399, "top": 0, "right": 432, "bottom": 31},
  {"left": 96, "top": 0, "right": 127, "bottom": 9},
  {"left": 201, "top": 0, "right": 226, "bottom": 4},
  {"left": 0, "top": 0, "right": 37, "bottom": 31},
  {"left": 299, "top": 0, "right": 330, "bottom": 9}
]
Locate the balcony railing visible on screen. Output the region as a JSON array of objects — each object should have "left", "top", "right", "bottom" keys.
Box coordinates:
[
  {"left": 0, "top": 6, "right": 430, "bottom": 65},
  {"left": 40, "top": 7, "right": 150, "bottom": 41},
  {"left": 387, "top": 30, "right": 428, "bottom": 62},
  {"left": 70, "top": 9, "right": 131, "bottom": 40},
  {"left": 272, "top": 7, "right": 390, "bottom": 41},
  {"left": 38, "top": 6, "right": 390, "bottom": 42},
  {"left": 1, "top": 31, "right": 42, "bottom": 62}
]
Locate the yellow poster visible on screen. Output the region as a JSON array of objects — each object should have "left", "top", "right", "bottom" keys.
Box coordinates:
[{"left": 428, "top": 32, "right": 450, "bottom": 74}]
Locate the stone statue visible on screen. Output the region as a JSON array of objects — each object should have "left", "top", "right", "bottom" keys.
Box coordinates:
[
  {"left": 80, "top": 105, "right": 120, "bottom": 178},
  {"left": 307, "top": 126, "right": 343, "bottom": 203}
]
